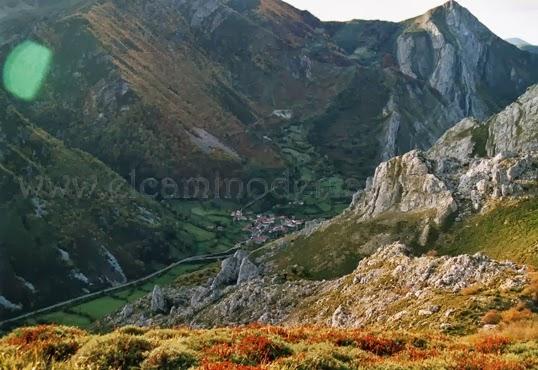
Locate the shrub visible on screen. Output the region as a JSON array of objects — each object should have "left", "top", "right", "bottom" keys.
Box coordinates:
[
  {"left": 461, "top": 284, "right": 483, "bottom": 296},
  {"left": 354, "top": 335, "right": 404, "bottom": 356},
  {"left": 204, "top": 334, "right": 291, "bottom": 365},
  {"left": 481, "top": 310, "right": 502, "bottom": 325},
  {"left": 141, "top": 342, "right": 199, "bottom": 370},
  {"left": 501, "top": 307, "right": 533, "bottom": 323},
  {"left": 523, "top": 273, "right": 538, "bottom": 304},
  {"left": 116, "top": 325, "right": 149, "bottom": 336},
  {"left": 474, "top": 335, "right": 511, "bottom": 354},
  {"left": 425, "top": 250, "right": 439, "bottom": 257},
  {"left": 454, "top": 353, "right": 524, "bottom": 370},
  {"left": 1, "top": 325, "right": 86, "bottom": 362},
  {"left": 200, "top": 361, "right": 262, "bottom": 370},
  {"left": 495, "top": 320, "right": 538, "bottom": 341},
  {"left": 71, "top": 333, "right": 153, "bottom": 369},
  {"left": 270, "top": 343, "right": 351, "bottom": 370},
  {"left": 232, "top": 335, "right": 292, "bottom": 365}
]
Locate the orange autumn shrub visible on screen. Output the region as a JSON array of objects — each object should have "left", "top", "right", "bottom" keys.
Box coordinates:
[
  {"left": 1, "top": 325, "right": 86, "bottom": 362},
  {"left": 454, "top": 353, "right": 524, "bottom": 370},
  {"left": 474, "top": 335, "right": 511, "bottom": 354},
  {"left": 481, "top": 310, "right": 502, "bottom": 325},
  {"left": 203, "top": 334, "right": 291, "bottom": 365},
  {"left": 501, "top": 307, "right": 533, "bottom": 323},
  {"left": 354, "top": 334, "right": 405, "bottom": 356},
  {"left": 461, "top": 284, "right": 483, "bottom": 296}
]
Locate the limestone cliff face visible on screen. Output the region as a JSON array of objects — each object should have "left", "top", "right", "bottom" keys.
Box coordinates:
[
  {"left": 487, "top": 85, "right": 538, "bottom": 156},
  {"left": 427, "top": 117, "right": 480, "bottom": 163},
  {"left": 396, "top": 1, "right": 537, "bottom": 120},
  {"left": 351, "top": 151, "right": 456, "bottom": 225},
  {"left": 350, "top": 84, "right": 538, "bottom": 226}
]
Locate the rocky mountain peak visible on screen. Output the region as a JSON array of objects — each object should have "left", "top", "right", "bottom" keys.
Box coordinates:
[
  {"left": 397, "top": 0, "right": 535, "bottom": 121},
  {"left": 425, "top": 0, "right": 477, "bottom": 23},
  {"left": 440, "top": 0, "right": 465, "bottom": 13}
]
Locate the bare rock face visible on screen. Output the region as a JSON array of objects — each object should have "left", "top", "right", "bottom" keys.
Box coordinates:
[
  {"left": 428, "top": 118, "right": 481, "bottom": 163},
  {"left": 331, "top": 305, "right": 354, "bottom": 328},
  {"left": 151, "top": 285, "right": 167, "bottom": 314},
  {"left": 211, "top": 257, "right": 240, "bottom": 290},
  {"left": 487, "top": 85, "right": 538, "bottom": 157},
  {"left": 120, "top": 304, "right": 134, "bottom": 320},
  {"left": 352, "top": 150, "right": 457, "bottom": 224},
  {"left": 237, "top": 258, "right": 259, "bottom": 284},
  {"left": 211, "top": 250, "right": 259, "bottom": 289},
  {"left": 396, "top": 1, "right": 534, "bottom": 120}
]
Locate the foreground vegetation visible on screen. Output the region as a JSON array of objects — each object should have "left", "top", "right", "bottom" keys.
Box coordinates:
[{"left": 1, "top": 323, "right": 538, "bottom": 369}]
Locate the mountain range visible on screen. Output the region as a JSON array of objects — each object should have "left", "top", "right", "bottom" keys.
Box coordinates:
[{"left": 1, "top": 0, "right": 538, "bottom": 321}]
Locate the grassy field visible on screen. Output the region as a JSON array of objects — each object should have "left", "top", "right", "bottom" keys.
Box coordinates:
[
  {"left": 2, "top": 323, "right": 538, "bottom": 369},
  {"left": 272, "top": 211, "right": 429, "bottom": 280},
  {"left": 437, "top": 197, "right": 538, "bottom": 268},
  {"left": 23, "top": 262, "right": 211, "bottom": 329}
]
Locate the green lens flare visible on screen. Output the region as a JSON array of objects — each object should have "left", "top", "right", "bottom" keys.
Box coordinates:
[{"left": 2, "top": 41, "right": 52, "bottom": 101}]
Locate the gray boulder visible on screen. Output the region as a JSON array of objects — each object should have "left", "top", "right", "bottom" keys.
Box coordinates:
[
  {"left": 211, "top": 256, "right": 239, "bottom": 289},
  {"left": 237, "top": 258, "right": 259, "bottom": 284},
  {"left": 120, "top": 304, "right": 134, "bottom": 319},
  {"left": 151, "top": 285, "right": 167, "bottom": 314}
]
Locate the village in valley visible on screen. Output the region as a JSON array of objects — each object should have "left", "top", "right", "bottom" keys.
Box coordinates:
[{"left": 231, "top": 210, "right": 305, "bottom": 246}]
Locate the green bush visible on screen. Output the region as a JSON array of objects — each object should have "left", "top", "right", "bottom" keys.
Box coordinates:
[
  {"left": 141, "top": 342, "right": 199, "bottom": 370},
  {"left": 71, "top": 333, "right": 153, "bottom": 369},
  {"left": 271, "top": 343, "right": 352, "bottom": 370}
]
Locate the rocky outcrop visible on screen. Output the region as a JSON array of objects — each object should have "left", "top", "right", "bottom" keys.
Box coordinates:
[
  {"left": 286, "top": 242, "right": 528, "bottom": 330},
  {"left": 351, "top": 150, "right": 457, "bottom": 224},
  {"left": 428, "top": 118, "right": 481, "bottom": 163},
  {"left": 105, "top": 242, "right": 530, "bottom": 331},
  {"left": 351, "top": 84, "right": 538, "bottom": 226},
  {"left": 237, "top": 258, "right": 259, "bottom": 284},
  {"left": 210, "top": 257, "right": 240, "bottom": 290},
  {"left": 486, "top": 85, "right": 538, "bottom": 156},
  {"left": 151, "top": 286, "right": 167, "bottom": 314},
  {"left": 211, "top": 250, "right": 258, "bottom": 289}
]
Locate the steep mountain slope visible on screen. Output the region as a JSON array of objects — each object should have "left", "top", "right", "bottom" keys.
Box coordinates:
[
  {"left": 2, "top": 0, "right": 537, "bottom": 188},
  {"left": 395, "top": 1, "right": 536, "bottom": 119},
  {"left": 104, "top": 84, "right": 538, "bottom": 332},
  {"left": 0, "top": 92, "right": 201, "bottom": 319}
]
